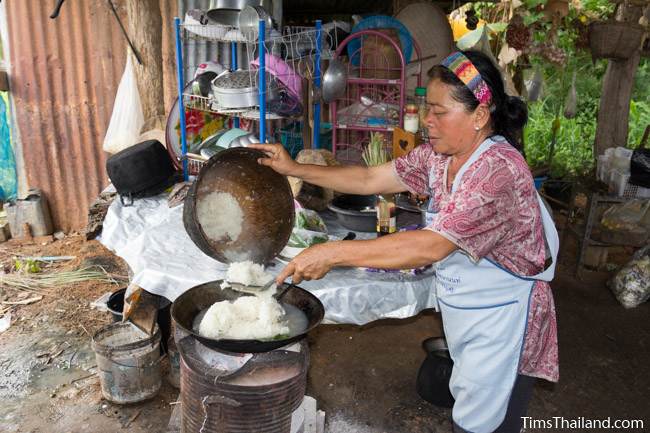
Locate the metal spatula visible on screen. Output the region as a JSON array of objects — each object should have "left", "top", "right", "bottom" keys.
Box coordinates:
[
  {"left": 228, "top": 278, "right": 276, "bottom": 294},
  {"left": 228, "top": 277, "right": 294, "bottom": 301}
]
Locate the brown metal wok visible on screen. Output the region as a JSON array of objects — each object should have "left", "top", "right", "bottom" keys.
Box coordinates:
[
  {"left": 171, "top": 280, "right": 324, "bottom": 353},
  {"left": 183, "top": 147, "right": 294, "bottom": 265}
]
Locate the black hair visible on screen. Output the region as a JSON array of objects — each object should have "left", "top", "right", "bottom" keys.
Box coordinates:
[{"left": 428, "top": 50, "right": 527, "bottom": 151}]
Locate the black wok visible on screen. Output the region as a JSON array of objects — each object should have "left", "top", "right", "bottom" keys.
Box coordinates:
[{"left": 171, "top": 280, "right": 324, "bottom": 353}]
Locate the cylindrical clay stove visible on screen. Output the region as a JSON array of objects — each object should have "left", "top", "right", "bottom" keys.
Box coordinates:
[{"left": 176, "top": 328, "right": 309, "bottom": 433}]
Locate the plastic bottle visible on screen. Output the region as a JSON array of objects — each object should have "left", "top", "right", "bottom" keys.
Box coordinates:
[{"left": 404, "top": 104, "right": 419, "bottom": 134}]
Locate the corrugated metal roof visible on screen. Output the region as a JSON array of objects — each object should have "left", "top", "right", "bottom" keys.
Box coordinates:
[{"left": 5, "top": 0, "right": 126, "bottom": 231}]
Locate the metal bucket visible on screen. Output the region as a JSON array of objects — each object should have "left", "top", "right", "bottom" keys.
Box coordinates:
[
  {"left": 105, "top": 288, "right": 172, "bottom": 354},
  {"left": 5, "top": 188, "right": 53, "bottom": 237},
  {"left": 92, "top": 322, "right": 162, "bottom": 404}
]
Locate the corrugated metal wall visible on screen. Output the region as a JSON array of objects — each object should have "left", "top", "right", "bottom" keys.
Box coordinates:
[
  {"left": 3, "top": 0, "right": 395, "bottom": 231},
  {"left": 180, "top": 0, "right": 234, "bottom": 80},
  {"left": 5, "top": 0, "right": 126, "bottom": 232}
]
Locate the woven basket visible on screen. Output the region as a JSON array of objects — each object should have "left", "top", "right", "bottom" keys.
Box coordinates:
[{"left": 589, "top": 21, "right": 646, "bottom": 60}]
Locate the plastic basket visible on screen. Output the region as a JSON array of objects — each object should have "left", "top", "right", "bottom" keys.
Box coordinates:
[
  {"left": 589, "top": 21, "right": 645, "bottom": 61},
  {"left": 605, "top": 167, "right": 650, "bottom": 198},
  {"left": 624, "top": 183, "right": 650, "bottom": 199},
  {"left": 278, "top": 122, "right": 332, "bottom": 158},
  {"left": 609, "top": 170, "right": 631, "bottom": 197}
]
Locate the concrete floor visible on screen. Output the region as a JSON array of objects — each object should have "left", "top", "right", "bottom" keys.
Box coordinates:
[{"left": 1, "top": 262, "right": 648, "bottom": 432}]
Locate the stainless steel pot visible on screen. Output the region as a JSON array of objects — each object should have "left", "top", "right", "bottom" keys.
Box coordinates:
[
  {"left": 207, "top": 0, "right": 272, "bottom": 26},
  {"left": 211, "top": 70, "right": 279, "bottom": 109}
]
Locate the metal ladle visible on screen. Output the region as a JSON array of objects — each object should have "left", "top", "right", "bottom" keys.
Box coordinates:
[{"left": 313, "top": 58, "right": 348, "bottom": 103}]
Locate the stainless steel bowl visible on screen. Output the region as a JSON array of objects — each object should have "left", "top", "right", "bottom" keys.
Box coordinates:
[
  {"left": 207, "top": 0, "right": 272, "bottom": 27},
  {"left": 229, "top": 133, "right": 260, "bottom": 148},
  {"left": 239, "top": 5, "right": 273, "bottom": 40}
]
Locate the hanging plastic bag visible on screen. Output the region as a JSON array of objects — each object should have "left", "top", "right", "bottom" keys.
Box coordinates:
[
  {"left": 525, "top": 66, "right": 544, "bottom": 102},
  {"left": 563, "top": 71, "right": 577, "bottom": 119},
  {"left": 103, "top": 55, "right": 144, "bottom": 154}
]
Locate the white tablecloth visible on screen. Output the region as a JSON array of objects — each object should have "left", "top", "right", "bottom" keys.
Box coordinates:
[{"left": 98, "top": 193, "right": 437, "bottom": 325}]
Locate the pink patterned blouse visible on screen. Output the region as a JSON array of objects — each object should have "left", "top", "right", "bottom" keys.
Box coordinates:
[{"left": 392, "top": 137, "right": 559, "bottom": 382}]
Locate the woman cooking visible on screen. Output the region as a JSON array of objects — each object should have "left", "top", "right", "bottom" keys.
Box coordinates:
[{"left": 249, "top": 50, "right": 558, "bottom": 433}]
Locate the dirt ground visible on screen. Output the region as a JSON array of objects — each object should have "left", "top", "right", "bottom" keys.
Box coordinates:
[{"left": 1, "top": 234, "right": 649, "bottom": 433}]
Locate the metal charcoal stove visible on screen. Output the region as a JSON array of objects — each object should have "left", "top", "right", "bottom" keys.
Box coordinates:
[{"left": 175, "top": 325, "right": 309, "bottom": 433}]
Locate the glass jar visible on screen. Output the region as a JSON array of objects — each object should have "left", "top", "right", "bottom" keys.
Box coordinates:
[
  {"left": 404, "top": 104, "right": 419, "bottom": 134},
  {"left": 376, "top": 193, "right": 397, "bottom": 236}
]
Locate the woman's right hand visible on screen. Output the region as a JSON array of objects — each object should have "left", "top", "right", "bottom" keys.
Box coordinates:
[{"left": 247, "top": 144, "right": 299, "bottom": 176}]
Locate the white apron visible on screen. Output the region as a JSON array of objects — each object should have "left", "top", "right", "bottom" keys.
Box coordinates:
[{"left": 433, "top": 138, "right": 559, "bottom": 433}]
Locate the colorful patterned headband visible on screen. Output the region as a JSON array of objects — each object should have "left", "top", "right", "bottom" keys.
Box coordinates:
[{"left": 441, "top": 52, "right": 493, "bottom": 105}]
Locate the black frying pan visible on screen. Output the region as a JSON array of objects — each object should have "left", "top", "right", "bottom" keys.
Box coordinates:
[{"left": 171, "top": 280, "right": 324, "bottom": 353}]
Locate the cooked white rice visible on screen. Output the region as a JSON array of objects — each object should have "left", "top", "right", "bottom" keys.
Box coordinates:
[
  {"left": 198, "top": 291, "right": 289, "bottom": 340},
  {"left": 226, "top": 261, "right": 273, "bottom": 287},
  {"left": 196, "top": 192, "right": 243, "bottom": 242}
]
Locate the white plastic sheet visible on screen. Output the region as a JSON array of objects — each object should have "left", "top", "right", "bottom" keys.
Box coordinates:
[{"left": 99, "top": 193, "right": 438, "bottom": 325}]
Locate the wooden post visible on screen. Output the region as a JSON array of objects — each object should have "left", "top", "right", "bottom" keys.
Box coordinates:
[
  {"left": 593, "top": 4, "right": 645, "bottom": 156},
  {"left": 160, "top": 0, "right": 179, "bottom": 117},
  {"left": 593, "top": 52, "right": 641, "bottom": 156},
  {"left": 125, "top": 0, "right": 165, "bottom": 131}
]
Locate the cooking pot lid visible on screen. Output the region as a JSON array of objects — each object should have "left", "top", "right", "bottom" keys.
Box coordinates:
[
  {"left": 183, "top": 147, "right": 294, "bottom": 264},
  {"left": 212, "top": 70, "right": 277, "bottom": 92}
]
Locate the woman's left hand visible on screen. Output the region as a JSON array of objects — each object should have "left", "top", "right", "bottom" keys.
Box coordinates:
[{"left": 276, "top": 243, "right": 336, "bottom": 284}]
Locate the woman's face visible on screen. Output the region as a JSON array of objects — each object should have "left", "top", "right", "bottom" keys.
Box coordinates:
[{"left": 424, "top": 79, "right": 480, "bottom": 155}]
